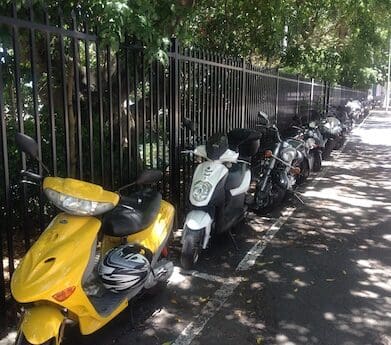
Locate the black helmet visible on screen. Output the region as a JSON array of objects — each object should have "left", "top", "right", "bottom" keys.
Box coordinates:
[{"left": 98, "top": 244, "right": 151, "bottom": 293}]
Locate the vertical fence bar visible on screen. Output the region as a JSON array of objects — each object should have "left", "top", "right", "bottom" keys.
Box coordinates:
[
  {"left": 85, "top": 23, "right": 94, "bottom": 182},
  {"left": 44, "top": 10, "right": 57, "bottom": 176},
  {"left": 71, "top": 12, "right": 83, "bottom": 179},
  {"left": 12, "top": 3, "right": 28, "bottom": 254},
  {"left": 125, "top": 46, "right": 131, "bottom": 181},
  {"left": 169, "top": 38, "right": 180, "bottom": 204},
  {"left": 133, "top": 49, "right": 140, "bottom": 176},
  {"left": 0, "top": 48, "right": 8, "bottom": 312},
  {"left": 117, "top": 52, "right": 123, "bottom": 184},
  {"left": 275, "top": 69, "right": 280, "bottom": 125},
  {"left": 96, "top": 36, "right": 104, "bottom": 184},
  {"left": 29, "top": 3, "right": 45, "bottom": 232},
  {"left": 107, "top": 46, "right": 114, "bottom": 189},
  {"left": 59, "top": 13, "right": 71, "bottom": 176},
  {"left": 241, "top": 58, "right": 246, "bottom": 128},
  {"left": 155, "top": 61, "right": 160, "bottom": 170}
]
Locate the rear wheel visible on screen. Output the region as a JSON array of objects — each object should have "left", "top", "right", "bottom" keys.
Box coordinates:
[{"left": 181, "top": 231, "right": 201, "bottom": 270}]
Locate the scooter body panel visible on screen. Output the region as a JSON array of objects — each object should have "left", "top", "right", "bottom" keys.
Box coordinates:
[
  {"left": 183, "top": 210, "right": 213, "bottom": 249},
  {"left": 189, "top": 161, "right": 228, "bottom": 207},
  {"left": 11, "top": 213, "right": 101, "bottom": 303}
]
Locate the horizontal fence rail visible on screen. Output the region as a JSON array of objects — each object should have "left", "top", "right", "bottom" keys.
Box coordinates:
[{"left": 0, "top": 2, "right": 367, "bottom": 331}]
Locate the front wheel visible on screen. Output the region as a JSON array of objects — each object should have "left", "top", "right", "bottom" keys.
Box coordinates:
[
  {"left": 312, "top": 150, "right": 322, "bottom": 172},
  {"left": 15, "top": 332, "right": 56, "bottom": 345},
  {"left": 181, "top": 231, "right": 201, "bottom": 270}
]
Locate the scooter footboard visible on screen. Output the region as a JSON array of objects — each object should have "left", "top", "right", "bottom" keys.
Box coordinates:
[
  {"left": 20, "top": 305, "right": 64, "bottom": 344},
  {"left": 183, "top": 210, "right": 213, "bottom": 249}
]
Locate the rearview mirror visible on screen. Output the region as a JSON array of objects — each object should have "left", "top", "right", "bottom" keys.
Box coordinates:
[
  {"left": 136, "top": 169, "right": 163, "bottom": 185},
  {"left": 257, "top": 111, "right": 270, "bottom": 126},
  {"left": 183, "top": 117, "right": 195, "bottom": 133},
  {"left": 15, "top": 133, "right": 39, "bottom": 159}
]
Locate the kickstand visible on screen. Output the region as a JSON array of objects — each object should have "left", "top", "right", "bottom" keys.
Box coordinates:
[
  {"left": 293, "top": 191, "right": 305, "bottom": 204},
  {"left": 228, "top": 230, "right": 239, "bottom": 251}
]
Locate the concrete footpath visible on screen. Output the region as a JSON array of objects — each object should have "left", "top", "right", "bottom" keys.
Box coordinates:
[
  {"left": 2, "top": 111, "right": 390, "bottom": 345},
  {"left": 192, "top": 110, "right": 391, "bottom": 345}
]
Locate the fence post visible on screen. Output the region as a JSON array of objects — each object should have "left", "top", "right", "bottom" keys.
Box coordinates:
[
  {"left": 309, "top": 78, "right": 314, "bottom": 122},
  {"left": 275, "top": 69, "right": 280, "bottom": 125},
  {"left": 241, "top": 58, "right": 246, "bottom": 128},
  {"left": 296, "top": 74, "right": 300, "bottom": 117},
  {"left": 170, "top": 38, "right": 180, "bottom": 205}
]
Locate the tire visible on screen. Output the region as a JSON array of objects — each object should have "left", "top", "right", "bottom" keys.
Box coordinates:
[
  {"left": 255, "top": 180, "right": 286, "bottom": 213},
  {"left": 181, "top": 231, "right": 201, "bottom": 270},
  {"left": 296, "top": 159, "right": 310, "bottom": 185},
  {"left": 323, "top": 139, "right": 334, "bottom": 160},
  {"left": 15, "top": 332, "right": 56, "bottom": 345},
  {"left": 312, "top": 150, "right": 322, "bottom": 172}
]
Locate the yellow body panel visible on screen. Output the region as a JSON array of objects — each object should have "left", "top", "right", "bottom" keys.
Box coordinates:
[
  {"left": 43, "top": 177, "right": 119, "bottom": 205},
  {"left": 11, "top": 214, "right": 101, "bottom": 302},
  {"left": 101, "top": 199, "right": 175, "bottom": 256},
  {"left": 21, "top": 305, "right": 64, "bottom": 345}
]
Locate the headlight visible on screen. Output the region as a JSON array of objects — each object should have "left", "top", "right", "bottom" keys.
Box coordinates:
[
  {"left": 192, "top": 181, "right": 212, "bottom": 202},
  {"left": 305, "top": 138, "right": 316, "bottom": 149},
  {"left": 45, "top": 188, "right": 115, "bottom": 216},
  {"left": 280, "top": 148, "right": 296, "bottom": 163}
]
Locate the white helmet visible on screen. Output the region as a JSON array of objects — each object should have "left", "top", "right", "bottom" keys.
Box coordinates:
[{"left": 98, "top": 244, "right": 151, "bottom": 293}]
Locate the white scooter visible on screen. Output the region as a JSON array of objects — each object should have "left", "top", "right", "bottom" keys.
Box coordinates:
[{"left": 180, "top": 125, "right": 261, "bottom": 269}]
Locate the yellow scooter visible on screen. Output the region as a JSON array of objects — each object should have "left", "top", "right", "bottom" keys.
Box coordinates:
[{"left": 11, "top": 133, "right": 175, "bottom": 345}]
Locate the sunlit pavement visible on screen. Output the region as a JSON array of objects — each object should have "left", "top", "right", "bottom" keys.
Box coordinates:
[
  {"left": 2, "top": 111, "right": 390, "bottom": 345},
  {"left": 193, "top": 111, "right": 391, "bottom": 345}
]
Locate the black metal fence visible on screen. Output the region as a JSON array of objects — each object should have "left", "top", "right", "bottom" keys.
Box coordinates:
[{"left": 0, "top": 2, "right": 366, "bottom": 330}]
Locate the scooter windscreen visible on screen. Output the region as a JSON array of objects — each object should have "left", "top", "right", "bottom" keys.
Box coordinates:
[{"left": 205, "top": 133, "right": 229, "bottom": 160}]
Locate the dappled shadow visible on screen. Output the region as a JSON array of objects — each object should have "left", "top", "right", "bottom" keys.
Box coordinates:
[{"left": 192, "top": 112, "right": 391, "bottom": 345}]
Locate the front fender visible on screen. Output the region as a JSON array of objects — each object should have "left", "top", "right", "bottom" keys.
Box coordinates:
[
  {"left": 183, "top": 210, "right": 213, "bottom": 249},
  {"left": 20, "top": 305, "right": 64, "bottom": 344}
]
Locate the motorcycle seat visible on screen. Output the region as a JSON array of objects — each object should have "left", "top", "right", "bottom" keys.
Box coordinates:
[{"left": 102, "top": 189, "right": 162, "bottom": 237}]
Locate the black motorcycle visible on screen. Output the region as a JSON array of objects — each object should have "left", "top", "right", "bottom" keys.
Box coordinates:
[{"left": 252, "top": 111, "right": 305, "bottom": 211}]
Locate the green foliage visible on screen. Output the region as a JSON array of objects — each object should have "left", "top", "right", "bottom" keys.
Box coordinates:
[
  {"left": 180, "top": 0, "right": 391, "bottom": 88},
  {"left": 1, "top": 0, "right": 192, "bottom": 61}
]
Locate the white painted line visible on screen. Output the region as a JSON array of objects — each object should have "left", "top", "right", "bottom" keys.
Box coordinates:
[{"left": 172, "top": 277, "right": 241, "bottom": 345}]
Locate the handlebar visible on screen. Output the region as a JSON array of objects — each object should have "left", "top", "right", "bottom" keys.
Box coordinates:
[{"left": 21, "top": 170, "right": 43, "bottom": 181}]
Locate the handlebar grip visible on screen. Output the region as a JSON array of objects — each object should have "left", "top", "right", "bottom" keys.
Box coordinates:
[{"left": 21, "top": 170, "right": 43, "bottom": 180}]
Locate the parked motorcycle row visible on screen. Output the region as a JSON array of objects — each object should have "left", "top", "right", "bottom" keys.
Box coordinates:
[{"left": 11, "top": 99, "right": 366, "bottom": 345}]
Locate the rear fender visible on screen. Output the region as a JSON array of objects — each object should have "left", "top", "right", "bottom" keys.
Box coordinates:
[
  {"left": 20, "top": 305, "right": 64, "bottom": 345},
  {"left": 183, "top": 210, "right": 213, "bottom": 249}
]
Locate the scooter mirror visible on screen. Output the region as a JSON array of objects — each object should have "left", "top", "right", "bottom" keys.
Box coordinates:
[
  {"left": 183, "top": 117, "right": 195, "bottom": 133},
  {"left": 257, "top": 111, "right": 270, "bottom": 126},
  {"left": 15, "top": 133, "right": 39, "bottom": 160},
  {"left": 136, "top": 169, "right": 163, "bottom": 185}
]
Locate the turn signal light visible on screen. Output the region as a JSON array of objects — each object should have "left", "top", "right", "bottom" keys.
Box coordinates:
[
  {"left": 290, "top": 167, "right": 301, "bottom": 175},
  {"left": 52, "top": 286, "right": 76, "bottom": 302},
  {"left": 264, "top": 150, "right": 273, "bottom": 158}
]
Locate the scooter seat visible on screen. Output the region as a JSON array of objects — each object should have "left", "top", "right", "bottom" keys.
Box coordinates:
[{"left": 102, "top": 189, "right": 162, "bottom": 237}]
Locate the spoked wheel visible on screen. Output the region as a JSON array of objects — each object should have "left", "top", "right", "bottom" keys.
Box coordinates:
[
  {"left": 255, "top": 181, "right": 286, "bottom": 213},
  {"left": 181, "top": 231, "right": 201, "bottom": 270}
]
